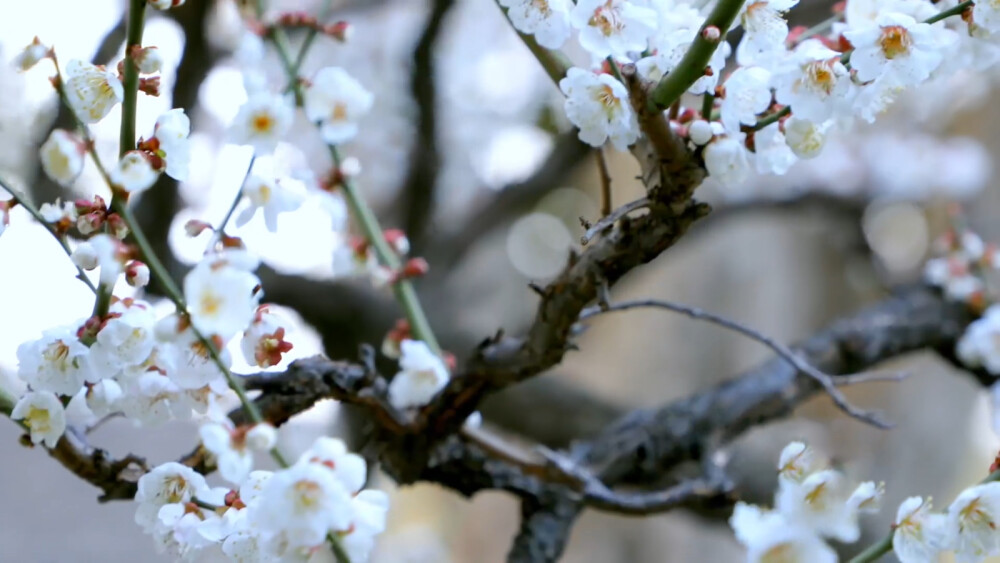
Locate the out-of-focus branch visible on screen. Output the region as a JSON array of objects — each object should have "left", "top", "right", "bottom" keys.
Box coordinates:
[
  {"left": 428, "top": 131, "right": 591, "bottom": 271},
  {"left": 397, "top": 0, "right": 455, "bottom": 254},
  {"left": 46, "top": 427, "right": 148, "bottom": 502}
]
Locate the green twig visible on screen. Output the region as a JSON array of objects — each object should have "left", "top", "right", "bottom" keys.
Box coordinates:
[
  {"left": 650, "top": 0, "right": 745, "bottom": 109},
  {"left": 750, "top": 106, "right": 790, "bottom": 131},
  {"left": 119, "top": 0, "right": 146, "bottom": 159},
  {"left": 925, "top": 0, "right": 973, "bottom": 24},
  {"left": 216, "top": 155, "right": 256, "bottom": 238},
  {"left": 329, "top": 146, "right": 442, "bottom": 354}
]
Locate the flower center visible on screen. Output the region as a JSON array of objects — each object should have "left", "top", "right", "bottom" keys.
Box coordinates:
[
  {"left": 25, "top": 406, "right": 51, "bottom": 432},
  {"left": 531, "top": 0, "right": 551, "bottom": 15},
  {"left": 803, "top": 60, "right": 836, "bottom": 94},
  {"left": 959, "top": 498, "right": 995, "bottom": 531},
  {"left": 42, "top": 340, "right": 72, "bottom": 371},
  {"left": 252, "top": 112, "right": 274, "bottom": 133},
  {"left": 293, "top": 479, "right": 322, "bottom": 509},
  {"left": 164, "top": 476, "right": 189, "bottom": 503},
  {"left": 332, "top": 102, "right": 348, "bottom": 121},
  {"left": 879, "top": 25, "right": 912, "bottom": 59},
  {"left": 589, "top": 1, "right": 624, "bottom": 37},
  {"left": 200, "top": 291, "right": 223, "bottom": 317}
]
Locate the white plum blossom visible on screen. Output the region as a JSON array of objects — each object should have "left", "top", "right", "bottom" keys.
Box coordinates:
[
  {"left": 638, "top": 2, "right": 730, "bottom": 94},
  {"left": 39, "top": 129, "right": 85, "bottom": 187},
  {"left": 229, "top": 93, "right": 295, "bottom": 154},
  {"left": 720, "top": 66, "right": 773, "bottom": 134},
  {"left": 499, "top": 0, "right": 573, "bottom": 49},
  {"left": 947, "top": 482, "right": 1000, "bottom": 561},
  {"left": 775, "top": 469, "right": 861, "bottom": 542},
  {"left": 783, "top": 117, "right": 831, "bottom": 159},
  {"left": 153, "top": 108, "right": 191, "bottom": 181},
  {"left": 90, "top": 300, "right": 157, "bottom": 373},
  {"left": 844, "top": 12, "right": 953, "bottom": 85},
  {"left": 570, "top": 0, "right": 659, "bottom": 61},
  {"left": 17, "top": 326, "right": 95, "bottom": 395},
  {"left": 109, "top": 151, "right": 159, "bottom": 193},
  {"left": 893, "top": 496, "right": 953, "bottom": 563},
  {"left": 388, "top": 339, "right": 450, "bottom": 410},
  {"left": 252, "top": 461, "right": 354, "bottom": 549},
  {"left": 235, "top": 175, "right": 304, "bottom": 232},
  {"left": 200, "top": 418, "right": 276, "bottom": 484},
  {"left": 63, "top": 59, "right": 123, "bottom": 123},
  {"left": 777, "top": 441, "right": 820, "bottom": 483},
  {"left": 12, "top": 37, "right": 49, "bottom": 71},
  {"left": 704, "top": 134, "right": 752, "bottom": 188},
  {"left": 82, "top": 379, "right": 124, "bottom": 419},
  {"left": 730, "top": 502, "right": 837, "bottom": 562},
  {"left": 753, "top": 122, "right": 797, "bottom": 175},
  {"left": 300, "top": 437, "right": 368, "bottom": 494},
  {"left": 342, "top": 490, "right": 391, "bottom": 562},
  {"left": 975, "top": 0, "right": 1000, "bottom": 33},
  {"left": 738, "top": 0, "right": 800, "bottom": 56},
  {"left": 559, "top": 67, "right": 639, "bottom": 151},
  {"left": 134, "top": 47, "right": 163, "bottom": 74},
  {"left": 183, "top": 254, "right": 262, "bottom": 340},
  {"left": 119, "top": 371, "right": 192, "bottom": 426},
  {"left": 240, "top": 306, "right": 294, "bottom": 368},
  {"left": 90, "top": 233, "right": 127, "bottom": 285},
  {"left": 848, "top": 481, "right": 885, "bottom": 514},
  {"left": 956, "top": 305, "right": 1000, "bottom": 372},
  {"left": 773, "top": 41, "right": 853, "bottom": 122},
  {"left": 134, "top": 462, "right": 208, "bottom": 532},
  {"left": 303, "top": 67, "right": 374, "bottom": 145},
  {"left": 11, "top": 391, "right": 66, "bottom": 447}
]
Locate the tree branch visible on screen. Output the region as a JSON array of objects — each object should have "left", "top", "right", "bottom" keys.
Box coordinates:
[
  {"left": 580, "top": 285, "right": 977, "bottom": 487},
  {"left": 397, "top": 0, "right": 456, "bottom": 254},
  {"left": 428, "top": 131, "right": 591, "bottom": 271}
]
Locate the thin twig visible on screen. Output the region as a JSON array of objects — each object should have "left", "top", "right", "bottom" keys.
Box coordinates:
[
  {"left": 581, "top": 197, "right": 651, "bottom": 245},
  {"left": 214, "top": 155, "right": 256, "bottom": 241},
  {"left": 594, "top": 148, "right": 613, "bottom": 217},
  {"left": 579, "top": 298, "right": 894, "bottom": 428},
  {"left": 0, "top": 177, "right": 98, "bottom": 294}
]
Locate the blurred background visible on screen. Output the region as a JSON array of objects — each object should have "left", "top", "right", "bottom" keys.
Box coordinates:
[{"left": 1, "top": 0, "right": 1000, "bottom": 561}]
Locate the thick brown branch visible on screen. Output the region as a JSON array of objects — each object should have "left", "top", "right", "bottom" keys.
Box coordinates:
[
  {"left": 580, "top": 286, "right": 977, "bottom": 487},
  {"left": 46, "top": 426, "right": 147, "bottom": 502}
]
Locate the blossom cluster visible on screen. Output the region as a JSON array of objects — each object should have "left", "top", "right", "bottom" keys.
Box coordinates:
[
  {"left": 500, "top": 0, "right": 996, "bottom": 189},
  {"left": 729, "top": 441, "right": 883, "bottom": 561},
  {"left": 8, "top": 245, "right": 300, "bottom": 445},
  {"left": 731, "top": 442, "right": 1000, "bottom": 562},
  {"left": 134, "top": 437, "right": 388, "bottom": 561}
]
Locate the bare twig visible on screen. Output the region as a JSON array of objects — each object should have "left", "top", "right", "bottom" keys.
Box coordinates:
[
  {"left": 580, "top": 197, "right": 651, "bottom": 245},
  {"left": 594, "top": 148, "right": 613, "bottom": 217},
  {"left": 579, "top": 298, "right": 894, "bottom": 428}
]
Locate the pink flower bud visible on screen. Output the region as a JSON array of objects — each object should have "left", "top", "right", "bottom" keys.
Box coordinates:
[{"left": 126, "top": 260, "right": 150, "bottom": 288}]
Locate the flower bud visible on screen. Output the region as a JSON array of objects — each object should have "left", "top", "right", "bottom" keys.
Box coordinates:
[{"left": 126, "top": 260, "right": 150, "bottom": 288}]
